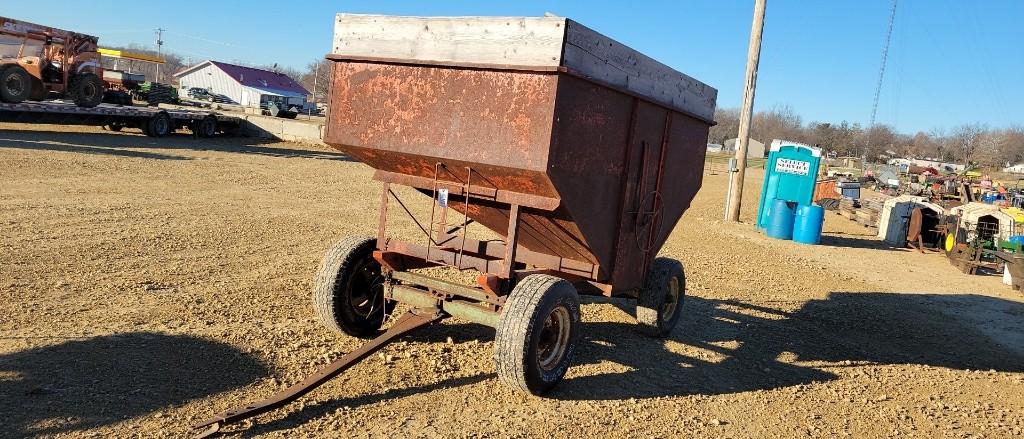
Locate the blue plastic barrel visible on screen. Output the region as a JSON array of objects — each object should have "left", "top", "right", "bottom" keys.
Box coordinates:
[
  {"left": 765, "top": 198, "right": 796, "bottom": 240},
  {"left": 793, "top": 204, "right": 825, "bottom": 244}
]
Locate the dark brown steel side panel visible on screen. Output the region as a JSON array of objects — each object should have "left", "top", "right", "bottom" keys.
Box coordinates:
[
  {"left": 650, "top": 112, "right": 710, "bottom": 250},
  {"left": 609, "top": 101, "right": 670, "bottom": 291},
  {"left": 325, "top": 59, "right": 710, "bottom": 289},
  {"left": 547, "top": 75, "right": 635, "bottom": 279},
  {"left": 325, "top": 61, "right": 559, "bottom": 198}
]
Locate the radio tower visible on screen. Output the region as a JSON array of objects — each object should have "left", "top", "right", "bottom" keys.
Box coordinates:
[{"left": 869, "top": 0, "right": 898, "bottom": 129}]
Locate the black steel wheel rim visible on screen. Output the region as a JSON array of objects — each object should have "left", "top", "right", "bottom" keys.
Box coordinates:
[
  {"left": 537, "top": 305, "right": 571, "bottom": 371},
  {"left": 4, "top": 72, "right": 24, "bottom": 96},
  {"left": 661, "top": 276, "right": 681, "bottom": 323},
  {"left": 154, "top": 117, "right": 169, "bottom": 134},
  {"left": 81, "top": 81, "right": 99, "bottom": 100},
  {"left": 346, "top": 258, "right": 382, "bottom": 318}
]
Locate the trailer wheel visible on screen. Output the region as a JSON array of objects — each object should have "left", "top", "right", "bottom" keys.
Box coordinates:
[
  {"left": 636, "top": 257, "right": 685, "bottom": 337},
  {"left": 146, "top": 112, "right": 172, "bottom": 137},
  {"left": 495, "top": 274, "right": 580, "bottom": 395},
  {"left": 196, "top": 116, "right": 218, "bottom": 137},
  {"left": 0, "top": 65, "right": 32, "bottom": 103},
  {"left": 69, "top": 73, "right": 103, "bottom": 108},
  {"left": 313, "top": 236, "right": 393, "bottom": 338}
]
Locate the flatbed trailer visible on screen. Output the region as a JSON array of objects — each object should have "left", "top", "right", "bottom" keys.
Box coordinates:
[{"left": 0, "top": 101, "right": 240, "bottom": 137}]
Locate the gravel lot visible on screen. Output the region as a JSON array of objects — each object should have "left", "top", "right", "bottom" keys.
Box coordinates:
[{"left": 1, "top": 124, "right": 1022, "bottom": 438}]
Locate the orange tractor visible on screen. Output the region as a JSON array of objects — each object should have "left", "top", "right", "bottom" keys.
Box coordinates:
[{"left": 0, "top": 16, "right": 105, "bottom": 107}]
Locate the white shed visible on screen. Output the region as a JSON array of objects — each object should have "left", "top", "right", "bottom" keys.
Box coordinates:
[
  {"left": 724, "top": 138, "right": 766, "bottom": 158},
  {"left": 877, "top": 195, "right": 945, "bottom": 246},
  {"left": 949, "top": 203, "right": 1015, "bottom": 243},
  {"left": 173, "top": 60, "right": 309, "bottom": 108}
]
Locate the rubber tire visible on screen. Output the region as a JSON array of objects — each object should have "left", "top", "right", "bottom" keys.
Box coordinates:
[
  {"left": 313, "top": 236, "right": 392, "bottom": 338},
  {"left": 28, "top": 77, "right": 46, "bottom": 101},
  {"left": 146, "top": 112, "right": 171, "bottom": 137},
  {"left": 494, "top": 274, "right": 581, "bottom": 395},
  {"left": 196, "top": 116, "right": 217, "bottom": 137},
  {"left": 0, "top": 65, "right": 32, "bottom": 103},
  {"left": 636, "top": 257, "right": 686, "bottom": 338},
  {"left": 69, "top": 73, "right": 103, "bottom": 108}
]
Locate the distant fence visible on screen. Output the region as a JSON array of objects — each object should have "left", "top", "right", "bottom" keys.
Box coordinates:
[{"left": 704, "top": 152, "right": 767, "bottom": 174}]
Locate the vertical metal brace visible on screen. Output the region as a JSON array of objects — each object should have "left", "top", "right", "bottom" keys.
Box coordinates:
[
  {"left": 457, "top": 166, "right": 473, "bottom": 267},
  {"left": 377, "top": 182, "right": 390, "bottom": 250},
  {"left": 426, "top": 162, "right": 442, "bottom": 262},
  {"left": 640, "top": 113, "right": 672, "bottom": 275},
  {"left": 502, "top": 204, "right": 521, "bottom": 279}
]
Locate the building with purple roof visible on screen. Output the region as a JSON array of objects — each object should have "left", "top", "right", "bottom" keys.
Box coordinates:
[{"left": 173, "top": 60, "right": 309, "bottom": 109}]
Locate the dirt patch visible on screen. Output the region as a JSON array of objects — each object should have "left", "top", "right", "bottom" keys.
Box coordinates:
[{"left": 1, "top": 124, "right": 1021, "bottom": 438}]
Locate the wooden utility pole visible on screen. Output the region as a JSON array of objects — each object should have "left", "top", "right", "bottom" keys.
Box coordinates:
[{"left": 726, "top": 0, "right": 767, "bottom": 222}]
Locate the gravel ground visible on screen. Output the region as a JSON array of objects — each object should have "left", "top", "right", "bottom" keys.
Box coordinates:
[{"left": 1, "top": 124, "right": 1022, "bottom": 438}]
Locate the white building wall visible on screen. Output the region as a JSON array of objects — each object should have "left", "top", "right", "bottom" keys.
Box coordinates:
[{"left": 177, "top": 63, "right": 247, "bottom": 105}]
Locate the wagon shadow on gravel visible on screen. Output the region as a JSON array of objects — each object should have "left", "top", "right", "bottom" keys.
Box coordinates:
[
  {"left": 0, "top": 128, "right": 354, "bottom": 161},
  {"left": 554, "top": 292, "right": 1024, "bottom": 400},
  {"left": 0, "top": 332, "right": 268, "bottom": 437}
]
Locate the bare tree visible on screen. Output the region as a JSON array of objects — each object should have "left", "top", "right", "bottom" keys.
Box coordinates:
[
  {"left": 950, "top": 123, "right": 987, "bottom": 166},
  {"left": 808, "top": 121, "right": 861, "bottom": 156},
  {"left": 299, "top": 59, "right": 331, "bottom": 103},
  {"left": 751, "top": 105, "right": 805, "bottom": 145},
  {"left": 858, "top": 124, "right": 898, "bottom": 160},
  {"left": 709, "top": 108, "right": 740, "bottom": 145}
]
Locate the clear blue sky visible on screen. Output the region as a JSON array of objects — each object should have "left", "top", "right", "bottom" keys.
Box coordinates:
[{"left": 6, "top": 0, "right": 1021, "bottom": 133}]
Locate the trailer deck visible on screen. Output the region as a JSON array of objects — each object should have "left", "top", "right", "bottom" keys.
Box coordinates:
[{"left": 0, "top": 101, "right": 241, "bottom": 137}]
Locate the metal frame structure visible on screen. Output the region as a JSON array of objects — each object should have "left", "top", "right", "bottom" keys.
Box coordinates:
[{"left": 0, "top": 101, "right": 239, "bottom": 137}]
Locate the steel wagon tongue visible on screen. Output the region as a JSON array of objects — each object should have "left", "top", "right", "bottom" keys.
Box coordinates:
[{"left": 194, "top": 13, "right": 716, "bottom": 437}]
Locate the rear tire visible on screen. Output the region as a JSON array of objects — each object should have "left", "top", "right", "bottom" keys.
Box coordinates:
[
  {"left": 636, "top": 257, "right": 686, "bottom": 338},
  {"left": 146, "top": 112, "right": 171, "bottom": 137},
  {"left": 69, "top": 73, "right": 103, "bottom": 108},
  {"left": 0, "top": 66, "right": 32, "bottom": 103},
  {"left": 195, "top": 116, "right": 217, "bottom": 137},
  {"left": 495, "top": 274, "right": 580, "bottom": 395},
  {"left": 313, "top": 236, "right": 393, "bottom": 338}
]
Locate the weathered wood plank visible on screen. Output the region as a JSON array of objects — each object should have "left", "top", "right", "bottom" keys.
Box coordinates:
[
  {"left": 562, "top": 20, "right": 717, "bottom": 121},
  {"left": 331, "top": 14, "right": 717, "bottom": 120},
  {"left": 332, "top": 14, "right": 566, "bottom": 68}
]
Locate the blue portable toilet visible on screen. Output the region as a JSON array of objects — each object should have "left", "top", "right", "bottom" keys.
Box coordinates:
[{"left": 756, "top": 140, "right": 822, "bottom": 229}]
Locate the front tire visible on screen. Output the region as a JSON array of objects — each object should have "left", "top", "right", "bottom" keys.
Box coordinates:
[
  {"left": 636, "top": 257, "right": 686, "bottom": 337},
  {"left": 0, "top": 66, "right": 32, "bottom": 103},
  {"left": 494, "top": 274, "right": 580, "bottom": 395},
  {"left": 313, "top": 236, "right": 392, "bottom": 338}
]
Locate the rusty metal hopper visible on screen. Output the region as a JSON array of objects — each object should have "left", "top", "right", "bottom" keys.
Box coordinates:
[{"left": 324, "top": 14, "right": 717, "bottom": 293}]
